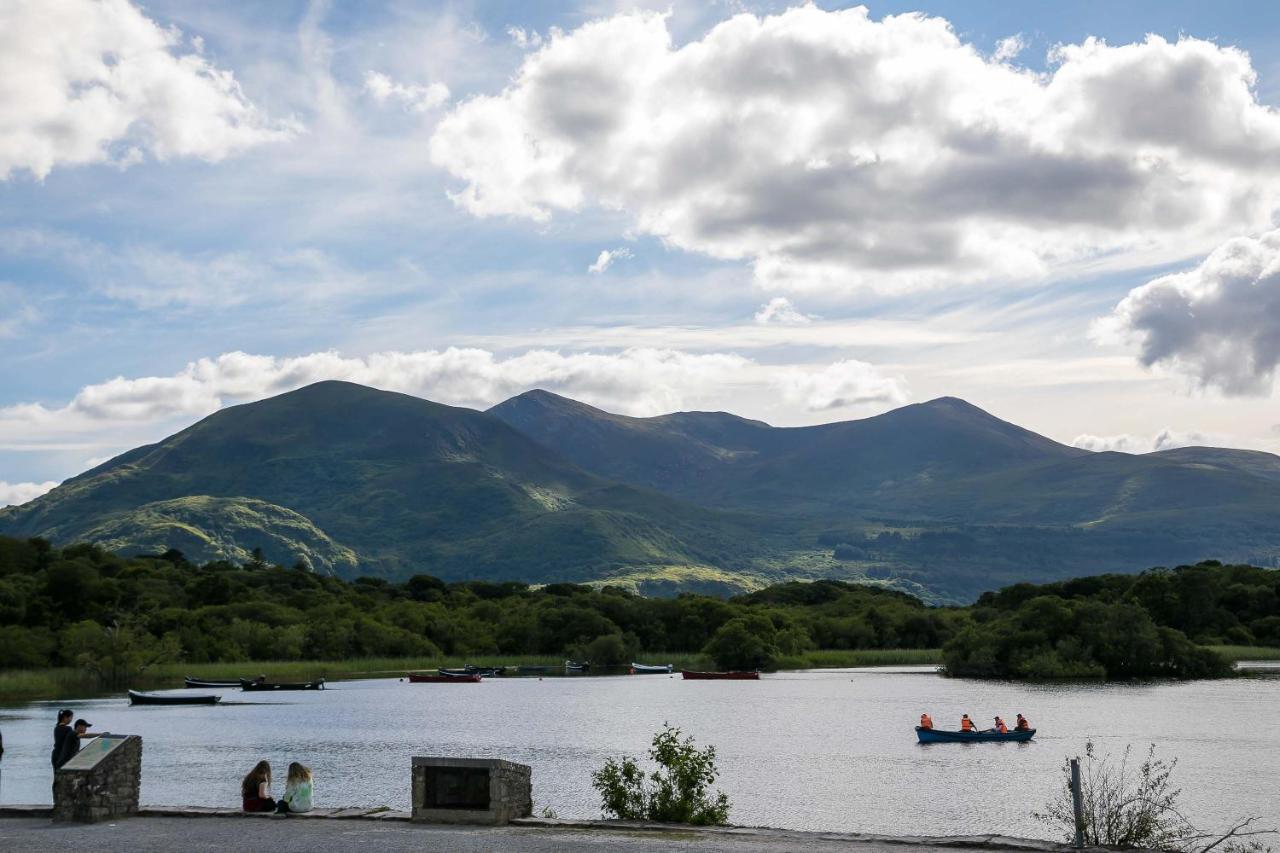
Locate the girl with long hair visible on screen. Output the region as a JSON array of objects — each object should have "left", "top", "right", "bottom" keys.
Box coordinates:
[
  {"left": 241, "top": 760, "right": 275, "bottom": 812},
  {"left": 276, "top": 762, "right": 313, "bottom": 814}
]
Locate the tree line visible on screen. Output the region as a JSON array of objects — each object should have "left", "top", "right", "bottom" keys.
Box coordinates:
[{"left": 0, "top": 535, "right": 1275, "bottom": 682}]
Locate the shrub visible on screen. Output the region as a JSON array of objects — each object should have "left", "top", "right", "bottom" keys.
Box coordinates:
[
  {"left": 1035, "top": 742, "right": 1189, "bottom": 849},
  {"left": 1036, "top": 743, "right": 1277, "bottom": 851},
  {"left": 702, "top": 616, "right": 778, "bottom": 670},
  {"left": 591, "top": 724, "right": 731, "bottom": 825}
]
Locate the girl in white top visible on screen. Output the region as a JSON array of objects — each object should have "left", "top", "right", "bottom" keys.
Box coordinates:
[{"left": 277, "top": 762, "right": 313, "bottom": 814}]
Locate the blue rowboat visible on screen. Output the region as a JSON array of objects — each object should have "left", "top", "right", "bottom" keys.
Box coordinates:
[{"left": 916, "top": 726, "right": 1035, "bottom": 743}]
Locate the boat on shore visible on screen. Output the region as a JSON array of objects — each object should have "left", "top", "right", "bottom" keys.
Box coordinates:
[
  {"left": 184, "top": 677, "right": 243, "bottom": 688},
  {"left": 407, "top": 673, "right": 482, "bottom": 683},
  {"left": 630, "top": 663, "right": 673, "bottom": 674},
  {"left": 241, "top": 679, "right": 325, "bottom": 691},
  {"left": 681, "top": 670, "right": 759, "bottom": 680},
  {"left": 915, "top": 726, "right": 1035, "bottom": 743},
  {"left": 440, "top": 666, "right": 504, "bottom": 678},
  {"left": 129, "top": 690, "right": 221, "bottom": 706}
]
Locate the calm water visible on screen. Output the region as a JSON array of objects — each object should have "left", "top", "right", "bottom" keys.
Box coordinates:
[{"left": 1, "top": 668, "right": 1277, "bottom": 837}]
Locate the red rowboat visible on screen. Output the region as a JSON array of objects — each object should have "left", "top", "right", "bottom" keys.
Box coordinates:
[
  {"left": 407, "top": 673, "right": 482, "bottom": 683},
  {"left": 681, "top": 670, "right": 759, "bottom": 680}
]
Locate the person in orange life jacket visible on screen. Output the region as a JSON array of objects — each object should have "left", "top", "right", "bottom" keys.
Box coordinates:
[
  {"left": 1015, "top": 714, "right": 1031, "bottom": 731},
  {"left": 993, "top": 716, "right": 1008, "bottom": 734},
  {"left": 960, "top": 714, "right": 975, "bottom": 732},
  {"left": 919, "top": 713, "right": 933, "bottom": 730}
]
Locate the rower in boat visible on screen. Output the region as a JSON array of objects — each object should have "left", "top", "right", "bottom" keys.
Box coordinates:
[
  {"left": 919, "top": 713, "right": 934, "bottom": 730},
  {"left": 960, "top": 714, "right": 975, "bottom": 732},
  {"left": 1015, "top": 714, "right": 1031, "bottom": 731},
  {"left": 993, "top": 716, "right": 1008, "bottom": 734}
]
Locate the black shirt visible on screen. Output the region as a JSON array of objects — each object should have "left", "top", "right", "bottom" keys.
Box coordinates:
[{"left": 52, "top": 723, "right": 76, "bottom": 768}]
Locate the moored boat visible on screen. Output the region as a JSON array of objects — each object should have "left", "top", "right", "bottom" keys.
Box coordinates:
[
  {"left": 564, "top": 660, "right": 591, "bottom": 673},
  {"left": 407, "top": 673, "right": 482, "bottom": 683},
  {"left": 241, "top": 679, "right": 325, "bottom": 691},
  {"left": 630, "top": 663, "right": 674, "bottom": 674},
  {"left": 129, "top": 690, "right": 221, "bottom": 706},
  {"left": 441, "top": 666, "right": 504, "bottom": 677},
  {"left": 681, "top": 670, "right": 759, "bottom": 680},
  {"left": 184, "top": 677, "right": 243, "bottom": 688},
  {"left": 915, "top": 726, "right": 1035, "bottom": 743}
]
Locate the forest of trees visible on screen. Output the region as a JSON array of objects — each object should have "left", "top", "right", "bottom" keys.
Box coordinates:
[{"left": 0, "top": 535, "right": 1275, "bottom": 681}]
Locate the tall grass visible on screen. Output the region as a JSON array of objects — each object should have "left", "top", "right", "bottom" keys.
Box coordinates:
[
  {"left": 778, "top": 648, "right": 941, "bottom": 669},
  {"left": 1208, "top": 645, "right": 1280, "bottom": 661},
  {"left": 0, "top": 668, "right": 98, "bottom": 704}
]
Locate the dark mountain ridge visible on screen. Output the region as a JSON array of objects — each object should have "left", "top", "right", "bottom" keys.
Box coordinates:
[{"left": 4, "top": 381, "right": 1279, "bottom": 600}]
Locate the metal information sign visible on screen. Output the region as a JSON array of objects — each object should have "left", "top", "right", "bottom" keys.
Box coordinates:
[{"left": 60, "top": 736, "right": 125, "bottom": 771}]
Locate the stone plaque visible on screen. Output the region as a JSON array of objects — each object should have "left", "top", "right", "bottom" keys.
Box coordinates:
[
  {"left": 60, "top": 736, "right": 124, "bottom": 771},
  {"left": 424, "top": 766, "right": 491, "bottom": 810}
]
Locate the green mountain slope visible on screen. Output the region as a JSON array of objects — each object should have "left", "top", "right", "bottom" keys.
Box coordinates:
[
  {"left": 489, "top": 390, "right": 1280, "bottom": 597},
  {"left": 5, "top": 382, "right": 1280, "bottom": 601},
  {"left": 0, "top": 382, "right": 776, "bottom": 584}
]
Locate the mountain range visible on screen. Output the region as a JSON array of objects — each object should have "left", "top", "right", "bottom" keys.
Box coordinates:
[{"left": 3, "top": 380, "right": 1278, "bottom": 601}]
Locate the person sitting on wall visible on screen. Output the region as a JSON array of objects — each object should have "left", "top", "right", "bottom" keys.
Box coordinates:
[
  {"left": 275, "top": 762, "right": 313, "bottom": 814},
  {"left": 242, "top": 760, "right": 276, "bottom": 813}
]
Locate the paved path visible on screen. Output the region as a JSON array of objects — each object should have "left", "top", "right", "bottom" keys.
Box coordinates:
[{"left": 0, "top": 817, "right": 1074, "bottom": 853}]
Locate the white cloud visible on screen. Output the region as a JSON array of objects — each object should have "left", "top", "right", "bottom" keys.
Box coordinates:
[
  {"left": 587, "top": 247, "right": 633, "bottom": 274},
  {"left": 0, "top": 481, "right": 58, "bottom": 507},
  {"left": 754, "top": 297, "right": 812, "bottom": 325},
  {"left": 776, "top": 359, "right": 909, "bottom": 412},
  {"left": 993, "top": 34, "right": 1027, "bottom": 63},
  {"left": 1072, "top": 428, "right": 1261, "bottom": 453},
  {"left": 430, "top": 7, "right": 1280, "bottom": 293},
  {"left": 1096, "top": 228, "right": 1280, "bottom": 396},
  {"left": 0, "top": 0, "right": 294, "bottom": 180},
  {"left": 0, "top": 348, "right": 910, "bottom": 455},
  {"left": 507, "top": 27, "right": 543, "bottom": 50},
  {"left": 363, "top": 71, "right": 450, "bottom": 113}
]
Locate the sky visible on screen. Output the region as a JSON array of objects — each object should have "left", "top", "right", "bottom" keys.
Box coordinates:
[{"left": 3, "top": 0, "right": 1280, "bottom": 505}]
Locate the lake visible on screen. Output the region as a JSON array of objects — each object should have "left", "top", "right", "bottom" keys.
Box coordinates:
[{"left": 1, "top": 667, "right": 1277, "bottom": 838}]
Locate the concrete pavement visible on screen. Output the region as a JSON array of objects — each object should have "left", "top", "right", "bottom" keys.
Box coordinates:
[{"left": 0, "top": 813, "right": 1082, "bottom": 853}]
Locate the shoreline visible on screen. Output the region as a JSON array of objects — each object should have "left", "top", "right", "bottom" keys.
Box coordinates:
[
  {"left": 3, "top": 644, "right": 1275, "bottom": 705},
  {"left": 0, "top": 649, "right": 943, "bottom": 705}
]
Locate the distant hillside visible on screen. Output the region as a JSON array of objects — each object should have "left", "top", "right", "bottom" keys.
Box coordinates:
[
  {"left": 0, "top": 382, "right": 776, "bottom": 586},
  {"left": 4, "top": 382, "right": 1280, "bottom": 600},
  {"left": 491, "top": 390, "right": 1280, "bottom": 597}
]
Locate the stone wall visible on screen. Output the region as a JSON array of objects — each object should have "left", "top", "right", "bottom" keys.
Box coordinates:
[
  {"left": 53, "top": 735, "right": 142, "bottom": 823},
  {"left": 411, "top": 756, "right": 532, "bottom": 825}
]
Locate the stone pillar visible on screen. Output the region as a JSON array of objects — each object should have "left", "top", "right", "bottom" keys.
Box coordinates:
[
  {"left": 411, "top": 757, "right": 532, "bottom": 825},
  {"left": 53, "top": 735, "right": 142, "bottom": 823}
]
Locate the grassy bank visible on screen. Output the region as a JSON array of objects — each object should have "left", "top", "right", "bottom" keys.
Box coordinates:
[
  {"left": 0, "top": 649, "right": 943, "bottom": 705},
  {"left": 1209, "top": 645, "right": 1280, "bottom": 661}
]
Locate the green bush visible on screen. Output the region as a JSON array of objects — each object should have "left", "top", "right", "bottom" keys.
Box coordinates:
[
  {"left": 703, "top": 615, "right": 780, "bottom": 670},
  {"left": 591, "top": 724, "right": 731, "bottom": 825}
]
